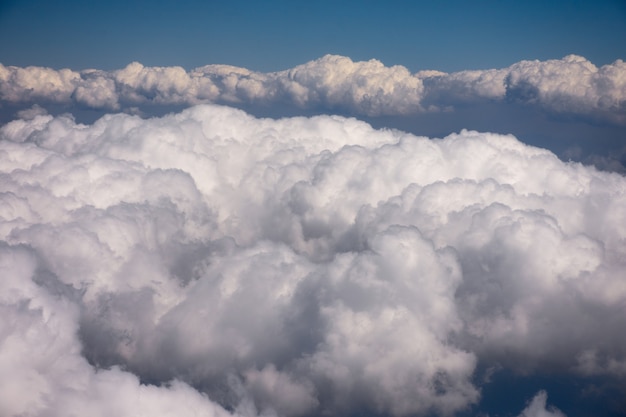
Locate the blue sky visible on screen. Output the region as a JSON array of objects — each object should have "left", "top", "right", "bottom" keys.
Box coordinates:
[{"left": 1, "top": 0, "right": 625, "bottom": 72}]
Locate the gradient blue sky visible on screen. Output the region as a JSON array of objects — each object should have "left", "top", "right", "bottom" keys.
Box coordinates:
[{"left": 1, "top": 0, "right": 625, "bottom": 72}]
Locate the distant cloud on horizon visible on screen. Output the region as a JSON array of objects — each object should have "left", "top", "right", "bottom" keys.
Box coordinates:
[{"left": 1, "top": 54, "right": 625, "bottom": 124}]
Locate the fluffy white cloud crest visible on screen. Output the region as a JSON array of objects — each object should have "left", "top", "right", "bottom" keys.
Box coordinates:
[
  {"left": 283, "top": 55, "right": 425, "bottom": 115},
  {"left": 2, "top": 55, "right": 624, "bottom": 122},
  {"left": 75, "top": 70, "right": 119, "bottom": 109},
  {"left": 1, "top": 104, "right": 625, "bottom": 416},
  {"left": 0, "top": 64, "right": 80, "bottom": 103},
  {"left": 506, "top": 55, "right": 626, "bottom": 122},
  {"left": 115, "top": 62, "right": 196, "bottom": 104}
]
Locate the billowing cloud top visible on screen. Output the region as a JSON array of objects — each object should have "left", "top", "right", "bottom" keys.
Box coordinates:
[
  {"left": 1, "top": 54, "right": 625, "bottom": 122},
  {"left": 1, "top": 104, "right": 625, "bottom": 416}
]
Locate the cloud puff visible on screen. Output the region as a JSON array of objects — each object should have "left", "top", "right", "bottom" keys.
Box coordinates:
[
  {"left": 519, "top": 391, "right": 565, "bottom": 417},
  {"left": 0, "top": 244, "right": 239, "bottom": 417},
  {"left": 281, "top": 55, "right": 425, "bottom": 114},
  {"left": 1, "top": 104, "right": 625, "bottom": 416},
  {"left": 505, "top": 55, "right": 626, "bottom": 123},
  {"left": 2, "top": 55, "right": 625, "bottom": 122},
  {"left": 517, "top": 391, "right": 566, "bottom": 417},
  {"left": 0, "top": 64, "right": 80, "bottom": 103}
]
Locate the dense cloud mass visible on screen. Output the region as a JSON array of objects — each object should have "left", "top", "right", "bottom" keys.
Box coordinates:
[
  {"left": 1, "top": 55, "right": 625, "bottom": 122},
  {"left": 1, "top": 104, "right": 625, "bottom": 416}
]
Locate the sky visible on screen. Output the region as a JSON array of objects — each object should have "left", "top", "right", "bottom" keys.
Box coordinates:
[
  {"left": 1, "top": 0, "right": 625, "bottom": 72},
  {"left": 1, "top": 1, "right": 626, "bottom": 417}
]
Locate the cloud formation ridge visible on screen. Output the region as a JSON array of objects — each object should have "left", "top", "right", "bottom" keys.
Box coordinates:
[
  {"left": 1, "top": 104, "right": 625, "bottom": 416},
  {"left": 2, "top": 55, "right": 625, "bottom": 122},
  {"left": 0, "top": 104, "right": 626, "bottom": 416}
]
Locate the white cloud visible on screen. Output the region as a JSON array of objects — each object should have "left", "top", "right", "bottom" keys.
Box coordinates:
[
  {"left": 282, "top": 55, "right": 425, "bottom": 115},
  {"left": 517, "top": 391, "right": 566, "bottom": 417},
  {"left": 0, "top": 244, "right": 240, "bottom": 417},
  {"left": 0, "top": 64, "right": 80, "bottom": 103},
  {"left": 75, "top": 70, "right": 119, "bottom": 109},
  {"left": 2, "top": 55, "right": 624, "bottom": 122},
  {"left": 505, "top": 55, "right": 626, "bottom": 123},
  {"left": 1, "top": 104, "right": 625, "bottom": 416}
]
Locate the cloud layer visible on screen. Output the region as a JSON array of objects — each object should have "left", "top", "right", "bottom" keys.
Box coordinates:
[
  {"left": 1, "top": 104, "right": 625, "bottom": 416},
  {"left": 2, "top": 54, "right": 625, "bottom": 122}
]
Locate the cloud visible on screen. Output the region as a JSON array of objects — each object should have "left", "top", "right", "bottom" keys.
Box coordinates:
[
  {"left": 505, "top": 55, "right": 626, "bottom": 124},
  {"left": 517, "top": 391, "right": 566, "bottom": 417},
  {"left": 1, "top": 104, "right": 625, "bottom": 416},
  {"left": 2, "top": 55, "right": 625, "bottom": 122},
  {"left": 0, "top": 56, "right": 425, "bottom": 116},
  {"left": 0, "top": 64, "right": 79, "bottom": 103},
  {"left": 281, "top": 55, "right": 425, "bottom": 115},
  {"left": 0, "top": 243, "right": 239, "bottom": 417},
  {"left": 420, "top": 67, "right": 508, "bottom": 106}
]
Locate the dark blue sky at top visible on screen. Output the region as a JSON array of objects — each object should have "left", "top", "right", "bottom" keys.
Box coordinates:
[{"left": 1, "top": 0, "right": 625, "bottom": 73}]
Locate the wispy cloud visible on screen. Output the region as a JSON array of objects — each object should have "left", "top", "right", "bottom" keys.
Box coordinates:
[{"left": 517, "top": 391, "right": 566, "bottom": 417}]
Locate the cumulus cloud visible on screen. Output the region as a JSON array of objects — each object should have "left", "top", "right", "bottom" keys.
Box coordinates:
[
  {"left": 517, "top": 391, "right": 566, "bottom": 417},
  {"left": 0, "top": 64, "right": 80, "bottom": 103},
  {"left": 0, "top": 56, "right": 425, "bottom": 116},
  {"left": 0, "top": 244, "right": 239, "bottom": 417},
  {"left": 505, "top": 55, "right": 626, "bottom": 123},
  {"left": 1, "top": 55, "right": 625, "bottom": 122},
  {"left": 1, "top": 104, "right": 625, "bottom": 416},
  {"left": 282, "top": 55, "right": 425, "bottom": 114}
]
